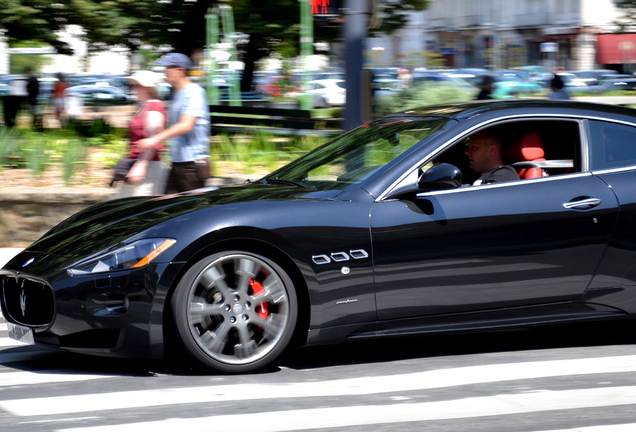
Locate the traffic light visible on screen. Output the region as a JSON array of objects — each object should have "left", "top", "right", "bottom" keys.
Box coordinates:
[{"left": 311, "top": 0, "right": 342, "bottom": 16}]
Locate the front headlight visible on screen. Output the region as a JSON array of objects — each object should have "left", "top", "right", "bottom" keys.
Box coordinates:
[{"left": 68, "top": 238, "right": 176, "bottom": 276}]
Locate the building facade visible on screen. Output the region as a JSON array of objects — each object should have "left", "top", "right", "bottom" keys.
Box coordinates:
[{"left": 367, "top": 0, "right": 633, "bottom": 72}]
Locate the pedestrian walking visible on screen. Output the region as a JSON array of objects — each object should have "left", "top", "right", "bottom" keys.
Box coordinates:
[
  {"left": 116, "top": 70, "right": 168, "bottom": 198},
  {"left": 137, "top": 53, "right": 210, "bottom": 193},
  {"left": 25, "top": 68, "right": 40, "bottom": 128},
  {"left": 52, "top": 73, "right": 69, "bottom": 124},
  {"left": 548, "top": 75, "right": 570, "bottom": 100},
  {"left": 476, "top": 76, "right": 495, "bottom": 100}
]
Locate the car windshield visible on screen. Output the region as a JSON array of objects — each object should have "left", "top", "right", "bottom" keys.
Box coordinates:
[{"left": 263, "top": 118, "right": 449, "bottom": 190}]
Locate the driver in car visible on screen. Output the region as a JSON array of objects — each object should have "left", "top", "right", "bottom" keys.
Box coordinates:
[{"left": 465, "top": 130, "right": 520, "bottom": 185}]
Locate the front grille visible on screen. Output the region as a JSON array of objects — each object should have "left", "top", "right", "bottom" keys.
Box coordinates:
[{"left": 1, "top": 275, "right": 55, "bottom": 327}]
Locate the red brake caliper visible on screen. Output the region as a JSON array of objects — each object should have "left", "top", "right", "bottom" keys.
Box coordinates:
[{"left": 250, "top": 279, "right": 269, "bottom": 319}]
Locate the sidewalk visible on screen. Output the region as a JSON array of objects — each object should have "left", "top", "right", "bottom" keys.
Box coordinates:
[{"left": 0, "top": 249, "right": 23, "bottom": 268}]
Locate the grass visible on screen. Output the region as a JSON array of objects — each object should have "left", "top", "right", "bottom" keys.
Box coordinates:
[
  {"left": 0, "top": 120, "right": 330, "bottom": 187},
  {"left": 212, "top": 131, "right": 327, "bottom": 175}
]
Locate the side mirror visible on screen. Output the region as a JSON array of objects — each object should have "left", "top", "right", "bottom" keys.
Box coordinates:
[{"left": 418, "top": 163, "right": 462, "bottom": 191}]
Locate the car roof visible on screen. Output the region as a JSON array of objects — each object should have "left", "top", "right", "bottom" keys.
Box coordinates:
[{"left": 382, "top": 99, "right": 636, "bottom": 123}]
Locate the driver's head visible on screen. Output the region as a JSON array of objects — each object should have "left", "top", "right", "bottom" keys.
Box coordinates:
[{"left": 464, "top": 130, "right": 504, "bottom": 175}]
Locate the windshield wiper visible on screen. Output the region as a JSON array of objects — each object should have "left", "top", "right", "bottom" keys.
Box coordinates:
[{"left": 259, "top": 178, "right": 314, "bottom": 188}]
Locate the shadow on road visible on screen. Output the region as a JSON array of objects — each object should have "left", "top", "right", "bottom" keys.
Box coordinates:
[
  {"left": 279, "top": 320, "right": 636, "bottom": 371},
  {"left": 2, "top": 320, "right": 634, "bottom": 376}
]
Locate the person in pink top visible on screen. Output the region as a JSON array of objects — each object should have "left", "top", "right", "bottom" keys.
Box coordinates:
[{"left": 118, "top": 70, "right": 167, "bottom": 197}]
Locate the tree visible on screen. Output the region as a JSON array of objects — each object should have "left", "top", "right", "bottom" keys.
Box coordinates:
[
  {"left": 1, "top": 0, "right": 133, "bottom": 55},
  {"left": 3, "top": 0, "right": 429, "bottom": 89},
  {"left": 370, "top": 0, "right": 430, "bottom": 35},
  {"left": 614, "top": 0, "right": 636, "bottom": 33}
]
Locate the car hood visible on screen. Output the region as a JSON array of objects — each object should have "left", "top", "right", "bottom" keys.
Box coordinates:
[{"left": 24, "top": 183, "right": 344, "bottom": 260}]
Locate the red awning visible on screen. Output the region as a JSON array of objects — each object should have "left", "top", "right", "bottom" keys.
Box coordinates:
[{"left": 597, "top": 33, "right": 636, "bottom": 64}]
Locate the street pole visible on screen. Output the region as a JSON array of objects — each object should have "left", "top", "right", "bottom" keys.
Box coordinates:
[
  {"left": 344, "top": 0, "right": 368, "bottom": 131},
  {"left": 300, "top": 0, "right": 314, "bottom": 110},
  {"left": 206, "top": 9, "right": 220, "bottom": 105},
  {"left": 219, "top": 5, "right": 242, "bottom": 106}
]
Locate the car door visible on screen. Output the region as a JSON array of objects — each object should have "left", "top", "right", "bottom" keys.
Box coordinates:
[
  {"left": 370, "top": 173, "right": 619, "bottom": 321},
  {"left": 587, "top": 119, "right": 636, "bottom": 289}
]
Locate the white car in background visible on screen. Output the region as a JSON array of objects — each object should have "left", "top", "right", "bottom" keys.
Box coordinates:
[{"left": 306, "top": 79, "right": 346, "bottom": 108}]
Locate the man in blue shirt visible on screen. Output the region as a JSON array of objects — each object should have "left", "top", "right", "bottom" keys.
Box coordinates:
[{"left": 137, "top": 53, "right": 210, "bottom": 193}]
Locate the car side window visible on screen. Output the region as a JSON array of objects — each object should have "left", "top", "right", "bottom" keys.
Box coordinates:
[
  {"left": 589, "top": 120, "right": 636, "bottom": 171},
  {"left": 425, "top": 120, "right": 580, "bottom": 186}
]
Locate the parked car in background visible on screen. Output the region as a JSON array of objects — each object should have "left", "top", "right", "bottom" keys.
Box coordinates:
[
  {"left": 69, "top": 75, "right": 128, "bottom": 89},
  {"left": 37, "top": 77, "right": 58, "bottom": 105},
  {"left": 373, "top": 77, "right": 402, "bottom": 99},
  {"left": 65, "top": 84, "right": 133, "bottom": 106},
  {"left": 490, "top": 71, "right": 543, "bottom": 98},
  {"left": 370, "top": 67, "right": 400, "bottom": 80},
  {"left": 555, "top": 72, "right": 592, "bottom": 93},
  {"left": 599, "top": 76, "right": 636, "bottom": 93},
  {"left": 449, "top": 68, "right": 490, "bottom": 86},
  {"left": 412, "top": 73, "right": 475, "bottom": 90},
  {"left": 571, "top": 69, "right": 620, "bottom": 87},
  {"left": 492, "top": 69, "right": 532, "bottom": 83},
  {"left": 305, "top": 78, "right": 346, "bottom": 108}
]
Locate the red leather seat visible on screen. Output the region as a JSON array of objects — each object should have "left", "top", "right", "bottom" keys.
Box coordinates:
[{"left": 506, "top": 132, "right": 547, "bottom": 179}]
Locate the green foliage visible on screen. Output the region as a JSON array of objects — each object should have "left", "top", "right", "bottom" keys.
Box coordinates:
[
  {"left": 370, "top": 0, "right": 431, "bottom": 35},
  {"left": 213, "top": 131, "right": 328, "bottom": 174},
  {"left": 375, "top": 83, "right": 474, "bottom": 117},
  {"left": 422, "top": 52, "right": 447, "bottom": 69},
  {"left": 313, "top": 107, "right": 343, "bottom": 119},
  {"left": 0, "top": 126, "right": 126, "bottom": 185},
  {"left": 91, "top": 134, "right": 129, "bottom": 169},
  {"left": 216, "top": 134, "right": 251, "bottom": 164},
  {"left": 21, "top": 132, "right": 53, "bottom": 177},
  {"left": 4, "top": 1, "right": 432, "bottom": 94},
  {"left": 138, "top": 48, "right": 163, "bottom": 70},
  {"left": 61, "top": 138, "right": 89, "bottom": 187},
  {"left": 9, "top": 41, "right": 52, "bottom": 74},
  {"left": 0, "top": 127, "right": 23, "bottom": 169},
  {"left": 63, "top": 118, "right": 113, "bottom": 138},
  {"left": 615, "top": 0, "right": 636, "bottom": 32}
]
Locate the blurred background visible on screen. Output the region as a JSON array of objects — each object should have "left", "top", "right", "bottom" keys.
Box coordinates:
[{"left": 3, "top": 0, "right": 636, "bottom": 188}]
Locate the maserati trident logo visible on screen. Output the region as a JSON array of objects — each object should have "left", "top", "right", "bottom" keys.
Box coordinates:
[{"left": 19, "top": 289, "right": 27, "bottom": 316}]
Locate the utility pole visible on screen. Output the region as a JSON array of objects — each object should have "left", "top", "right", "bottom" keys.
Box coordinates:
[
  {"left": 344, "top": 0, "right": 368, "bottom": 131},
  {"left": 300, "top": 0, "right": 314, "bottom": 110},
  {"left": 219, "top": 5, "right": 242, "bottom": 106}
]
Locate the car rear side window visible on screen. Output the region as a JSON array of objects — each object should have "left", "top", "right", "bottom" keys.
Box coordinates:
[{"left": 589, "top": 120, "right": 636, "bottom": 171}]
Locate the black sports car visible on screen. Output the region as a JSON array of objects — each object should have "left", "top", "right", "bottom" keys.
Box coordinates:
[{"left": 3, "top": 99, "right": 636, "bottom": 373}]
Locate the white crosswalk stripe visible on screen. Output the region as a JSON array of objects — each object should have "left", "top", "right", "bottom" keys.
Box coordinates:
[
  {"left": 3, "top": 310, "right": 636, "bottom": 431},
  {"left": 3, "top": 354, "right": 636, "bottom": 417},
  {"left": 50, "top": 388, "right": 636, "bottom": 432}
]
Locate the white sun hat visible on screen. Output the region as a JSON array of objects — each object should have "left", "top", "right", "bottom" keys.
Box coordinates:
[{"left": 126, "top": 70, "right": 162, "bottom": 88}]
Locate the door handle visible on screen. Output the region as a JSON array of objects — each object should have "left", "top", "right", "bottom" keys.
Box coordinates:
[{"left": 563, "top": 197, "right": 602, "bottom": 209}]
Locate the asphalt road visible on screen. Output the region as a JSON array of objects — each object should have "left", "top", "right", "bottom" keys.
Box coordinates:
[{"left": 2, "top": 249, "right": 636, "bottom": 431}]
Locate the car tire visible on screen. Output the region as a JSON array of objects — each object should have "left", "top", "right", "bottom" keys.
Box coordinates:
[{"left": 170, "top": 250, "right": 298, "bottom": 373}]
